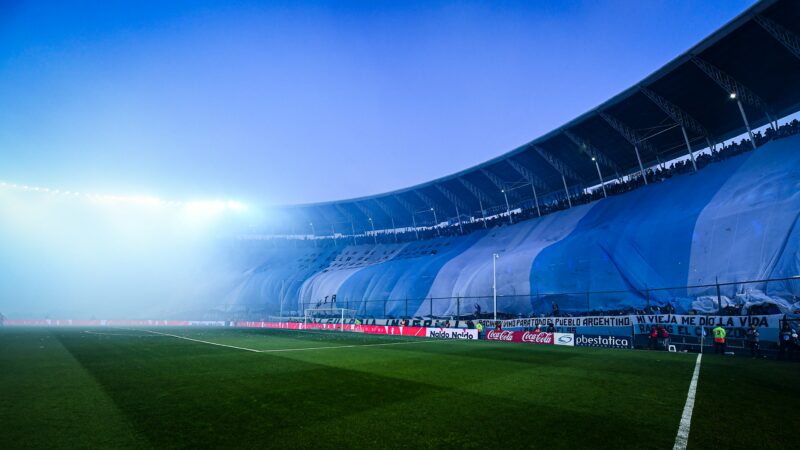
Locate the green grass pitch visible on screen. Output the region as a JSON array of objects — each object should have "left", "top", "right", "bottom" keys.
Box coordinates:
[{"left": 1, "top": 327, "right": 797, "bottom": 449}]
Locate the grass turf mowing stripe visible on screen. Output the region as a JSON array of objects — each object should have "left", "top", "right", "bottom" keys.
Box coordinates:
[
  {"left": 142, "top": 328, "right": 440, "bottom": 353},
  {"left": 673, "top": 353, "right": 702, "bottom": 450}
]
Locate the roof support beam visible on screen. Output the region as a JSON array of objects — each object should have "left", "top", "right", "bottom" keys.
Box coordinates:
[
  {"left": 755, "top": 15, "right": 800, "bottom": 61},
  {"left": 457, "top": 178, "right": 490, "bottom": 228},
  {"left": 691, "top": 55, "right": 776, "bottom": 135},
  {"left": 371, "top": 198, "right": 398, "bottom": 242},
  {"left": 563, "top": 130, "right": 622, "bottom": 177},
  {"left": 480, "top": 169, "right": 513, "bottom": 224},
  {"left": 640, "top": 87, "right": 716, "bottom": 172},
  {"left": 532, "top": 145, "right": 579, "bottom": 207},
  {"left": 392, "top": 194, "right": 420, "bottom": 240},
  {"left": 434, "top": 185, "right": 467, "bottom": 234},
  {"left": 351, "top": 202, "right": 379, "bottom": 244},
  {"left": 599, "top": 112, "right": 660, "bottom": 184},
  {"left": 505, "top": 159, "right": 546, "bottom": 217},
  {"left": 333, "top": 204, "right": 357, "bottom": 245},
  {"left": 412, "top": 190, "right": 442, "bottom": 235}
]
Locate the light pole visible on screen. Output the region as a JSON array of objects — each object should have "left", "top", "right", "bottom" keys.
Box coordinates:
[
  {"left": 731, "top": 92, "right": 757, "bottom": 150},
  {"left": 430, "top": 208, "right": 440, "bottom": 236},
  {"left": 368, "top": 217, "right": 377, "bottom": 245},
  {"left": 592, "top": 156, "right": 607, "bottom": 198},
  {"left": 492, "top": 253, "right": 500, "bottom": 321},
  {"left": 501, "top": 189, "right": 512, "bottom": 224},
  {"left": 309, "top": 222, "right": 316, "bottom": 247}
]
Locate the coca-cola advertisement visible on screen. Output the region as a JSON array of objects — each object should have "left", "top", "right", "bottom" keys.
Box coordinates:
[{"left": 485, "top": 330, "right": 554, "bottom": 345}]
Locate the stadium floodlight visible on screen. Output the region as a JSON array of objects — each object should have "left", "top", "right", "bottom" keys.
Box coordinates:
[
  {"left": 729, "top": 92, "right": 737, "bottom": 99},
  {"left": 492, "top": 253, "right": 500, "bottom": 321}
]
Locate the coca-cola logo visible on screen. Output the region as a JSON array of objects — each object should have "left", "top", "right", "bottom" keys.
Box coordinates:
[
  {"left": 487, "top": 330, "right": 514, "bottom": 341},
  {"left": 521, "top": 331, "right": 554, "bottom": 344}
]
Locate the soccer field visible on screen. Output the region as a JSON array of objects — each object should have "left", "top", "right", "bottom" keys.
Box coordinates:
[{"left": 1, "top": 328, "right": 796, "bottom": 449}]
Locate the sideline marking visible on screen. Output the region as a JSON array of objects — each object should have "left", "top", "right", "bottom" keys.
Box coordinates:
[
  {"left": 141, "top": 329, "right": 439, "bottom": 353},
  {"left": 673, "top": 353, "right": 702, "bottom": 450},
  {"left": 83, "top": 330, "right": 163, "bottom": 337}
]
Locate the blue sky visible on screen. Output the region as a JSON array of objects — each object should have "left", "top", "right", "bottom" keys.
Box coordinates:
[{"left": 0, "top": 0, "right": 756, "bottom": 206}]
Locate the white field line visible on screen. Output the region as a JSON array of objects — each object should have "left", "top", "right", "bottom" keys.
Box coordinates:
[
  {"left": 673, "top": 353, "right": 702, "bottom": 450},
  {"left": 141, "top": 329, "right": 439, "bottom": 353},
  {"left": 83, "top": 330, "right": 163, "bottom": 337}
]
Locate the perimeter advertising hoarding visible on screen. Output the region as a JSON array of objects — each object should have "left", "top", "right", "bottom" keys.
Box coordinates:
[
  {"left": 485, "top": 330, "right": 554, "bottom": 344},
  {"left": 575, "top": 334, "right": 632, "bottom": 349},
  {"left": 425, "top": 328, "right": 478, "bottom": 339}
]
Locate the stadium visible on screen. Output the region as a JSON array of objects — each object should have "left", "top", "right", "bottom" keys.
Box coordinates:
[{"left": 2, "top": 0, "right": 800, "bottom": 448}]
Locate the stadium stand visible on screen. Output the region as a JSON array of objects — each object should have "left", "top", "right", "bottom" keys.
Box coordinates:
[{"left": 224, "top": 0, "right": 800, "bottom": 321}]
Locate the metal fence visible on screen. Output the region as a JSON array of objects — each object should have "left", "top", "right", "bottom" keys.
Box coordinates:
[{"left": 288, "top": 276, "right": 800, "bottom": 320}]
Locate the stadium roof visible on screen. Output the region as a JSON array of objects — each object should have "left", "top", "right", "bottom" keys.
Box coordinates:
[{"left": 276, "top": 0, "right": 800, "bottom": 234}]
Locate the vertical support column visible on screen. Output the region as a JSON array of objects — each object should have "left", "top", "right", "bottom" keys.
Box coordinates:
[
  {"left": 633, "top": 144, "right": 647, "bottom": 185},
  {"left": 455, "top": 204, "right": 463, "bottom": 234},
  {"left": 735, "top": 96, "right": 758, "bottom": 150},
  {"left": 411, "top": 214, "right": 419, "bottom": 240},
  {"left": 431, "top": 208, "right": 440, "bottom": 236},
  {"left": 478, "top": 198, "right": 487, "bottom": 228},
  {"left": 593, "top": 158, "right": 607, "bottom": 198},
  {"left": 501, "top": 190, "right": 512, "bottom": 224},
  {"left": 561, "top": 175, "right": 572, "bottom": 208},
  {"left": 531, "top": 184, "right": 541, "bottom": 217},
  {"left": 680, "top": 126, "right": 698, "bottom": 172}
]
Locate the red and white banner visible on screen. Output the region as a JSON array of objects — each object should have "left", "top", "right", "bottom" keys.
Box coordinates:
[
  {"left": 485, "top": 330, "right": 554, "bottom": 345},
  {"left": 234, "top": 321, "right": 428, "bottom": 337}
]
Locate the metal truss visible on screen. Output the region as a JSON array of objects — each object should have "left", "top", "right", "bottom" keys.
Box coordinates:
[
  {"left": 640, "top": 87, "right": 713, "bottom": 140},
  {"left": 531, "top": 145, "right": 582, "bottom": 181},
  {"left": 563, "top": 130, "right": 621, "bottom": 175},
  {"left": 690, "top": 56, "right": 774, "bottom": 123},
  {"left": 433, "top": 184, "right": 470, "bottom": 213},
  {"left": 755, "top": 15, "right": 800, "bottom": 60},
  {"left": 457, "top": 177, "right": 493, "bottom": 206},
  {"left": 505, "top": 159, "right": 550, "bottom": 192}
]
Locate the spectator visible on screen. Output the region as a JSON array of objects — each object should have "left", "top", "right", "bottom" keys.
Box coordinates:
[
  {"left": 546, "top": 323, "right": 555, "bottom": 333},
  {"left": 746, "top": 324, "right": 762, "bottom": 358},
  {"left": 474, "top": 303, "right": 482, "bottom": 317},
  {"left": 552, "top": 302, "right": 560, "bottom": 317},
  {"left": 476, "top": 322, "right": 484, "bottom": 339},
  {"left": 533, "top": 326, "right": 541, "bottom": 334},
  {"left": 778, "top": 322, "right": 795, "bottom": 361},
  {"left": 649, "top": 325, "right": 659, "bottom": 350},
  {"left": 495, "top": 321, "right": 502, "bottom": 332},
  {"left": 660, "top": 326, "right": 670, "bottom": 350},
  {"left": 712, "top": 325, "right": 727, "bottom": 354}
]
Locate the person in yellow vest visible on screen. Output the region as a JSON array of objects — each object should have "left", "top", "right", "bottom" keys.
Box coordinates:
[
  {"left": 713, "top": 325, "right": 727, "bottom": 354},
  {"left": 476, "top": 322, "right": 484, "bottom": 339}
]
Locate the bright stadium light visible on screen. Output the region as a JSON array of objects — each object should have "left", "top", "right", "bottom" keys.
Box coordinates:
[
  {"left": 0, "top": 180, "right": 247, "bottom": 213},
  {"left": 730, "top": 92, "right": 737, "bottom": 99}
]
